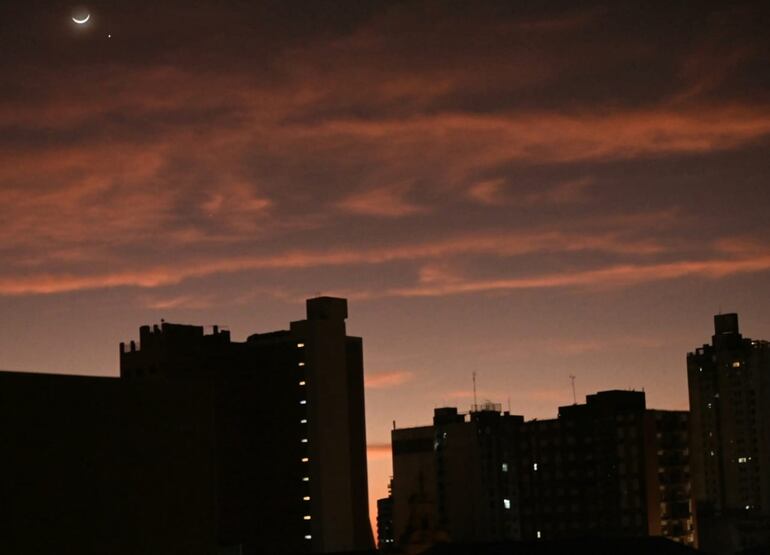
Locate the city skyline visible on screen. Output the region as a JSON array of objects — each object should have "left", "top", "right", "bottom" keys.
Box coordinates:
[
  {"left": 3, "top": 304, "right": 766, "bottom": 534},
  {"left": 2, "top": 0, "right": 770, "bottom": 535}
]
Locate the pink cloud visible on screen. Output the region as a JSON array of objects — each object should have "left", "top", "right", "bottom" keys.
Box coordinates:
[
  {"left": 0, "top": 228, "right": 666, "bottom": 296},
  {"left": 391, "top": 254, "right": 770, "bottom": 298},
  {"left": 468, "top": 176, "right": 594, "bottom": 206},
  {"left": 138, "top": 294, "right": 218, "bottom": 310},
  {"left": 365, "top": 370, "right": 415, "bottom": 389},
  {"left": 467, "top": 179, "right": 507, "bottom": 205},
  {"left": 337, "top": 185, "right": 425, "bottom": 218}
]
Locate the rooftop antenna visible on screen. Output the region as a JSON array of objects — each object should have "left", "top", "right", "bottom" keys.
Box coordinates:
[
  {"left": 570, "top": 375, "right": 577, "bottom": 405},
  {"left": 472, "top": 371, "right": 478, "bottom": 411}
]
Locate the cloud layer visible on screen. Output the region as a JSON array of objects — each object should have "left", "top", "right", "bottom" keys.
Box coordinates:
[{"left": 2, "top": 3, "right": 770, "bottom": 302}]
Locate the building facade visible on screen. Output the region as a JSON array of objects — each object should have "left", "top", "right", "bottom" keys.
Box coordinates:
[
  {"left": 0, "top": 297, "right": 373, "bottom": 555},
  {"left": 644, "top": 410, "right": 694, "bottom": 545},
  {"left": 385, "top": 391, "right": 694, "bottom": 549},
  {"left": 687, "top": 313, "right": 770, "bottom": 554}
]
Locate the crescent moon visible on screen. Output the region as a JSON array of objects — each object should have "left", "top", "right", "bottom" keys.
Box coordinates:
[{"left": 72, "top": 14, "right": 91, "bottom": 24}]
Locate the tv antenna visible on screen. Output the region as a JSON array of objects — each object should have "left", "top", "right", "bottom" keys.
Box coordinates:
[
  {"left": 570, "top": 375, "right": 577, "bottom": 405},
  {"left": 472, "top": 371, "right": 478, "bottom": 410}
]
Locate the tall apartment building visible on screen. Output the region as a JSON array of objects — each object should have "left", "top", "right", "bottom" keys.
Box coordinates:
[
  {"left": 687, "top": 313, "right": 770, "bottom": 554},
  {"left": 385, "top": 391, "right": 694, "bottom": 549},
  {"left": 0, "top": 297, "right": 373, "bottom": 555}
]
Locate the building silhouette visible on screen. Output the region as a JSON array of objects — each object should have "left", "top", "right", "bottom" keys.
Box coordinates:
[
  {"left": 384, "top": 391, "right": 693, "bottom": 550},
  {"left": 687, "top": 313, "right": 770, "bottom": 554},
  {"left": 377, "top": 484, "right": 395, "bottom": 549},
  {"left": 0, "top": 297, "right": 374, "bottom": 555}
]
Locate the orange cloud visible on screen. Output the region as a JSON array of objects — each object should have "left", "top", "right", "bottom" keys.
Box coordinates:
[
  {"left": 138, "top": 294, "right": 218, "bottom": 310},
  {"left": 0, "top": 228, "right": 665, "bottom": 296},
  {"left": 365, "top": 370, "right": 415, "bottom": 389},
  {"left": 468, "top": 176, "right": 594, "bottom": 206},
  {"left": 338, "top": 185, "right": 425, "bottom": 218},
  {"left": 391, "top": 254, "right": 770, "bottom": 298},
  {"left": 283, "top": 108, "right": 770, "bottom": 172}
]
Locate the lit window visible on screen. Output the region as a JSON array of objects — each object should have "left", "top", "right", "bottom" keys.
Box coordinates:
[
  {"left": 300, "top": 419, "right": 308, "bottom": 424},
  {"left": 738, "top": 457, "right": 748, "bottom": 463},
  {"left": 302, "top": 476, "right": 310, "bottom": 481},
  {"left": 303, "top": 515, "right": 311, "bottom": 520},
  {"left": 300, "top": 400, "right": 307, "bottom": 405},
  {"left": 503, "top": 498, "right": 511, "bottom": 509},
  {"left": 502, "top": 463, "right": 508, "bottom": 472},
  {"left": 732, "top": 361, "right": 741, "bottom": 368},
  {"left": 745, "top": 505, "right": 751, "bottom": 510},
  {"left": 297, "top": 343, "right": 305, "bottom": 348},
  {"left": 537, "top": 531, "right": 542, "bottom": 539},
  {"left": 305, "top": 535, "right": 312, "bottom": 540},
  {"left": 533, "top": 463, "right": 538, "bottom": 471},
  {"left": 303, "top": 496, "right": 311, "bottom": 501},
  {"left": 302, "top": 457, "right": 309, "bottom": 463},
  {"left": 301, "top": 438, "right": 308, "bottom": 443},
  {"left": 299, "top": 362, "right": 305, "bottom": 367},
  {"left": 299, "top": 381, "right": 306, "bottom": 386}
]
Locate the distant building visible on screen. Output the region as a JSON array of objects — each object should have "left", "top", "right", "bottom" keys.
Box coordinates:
[
  {"left": 687, "top": 313, "right": 770, "bottom": 554},
  {"left": 390, "top": 404, "right": 525, "bottom": 546},
  {"left": 387, "top": 391, "right": 694, "bottom": 550},
  {"left": 0, "top": 297, "right": 374, "bottom": 555},
  {"left": 433, "top": 405, "right": 524, "bottom": 542},
  {"left": 377, "top": 488, "right": 395, "bottom": 549}
]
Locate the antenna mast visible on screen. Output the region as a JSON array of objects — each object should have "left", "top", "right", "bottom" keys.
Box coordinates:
[
  {"left": 570, "top": 375, "right": 577, "bottom": 405},
  {"left": 472, "top": 371, "right": 478, "bottom": 411}
]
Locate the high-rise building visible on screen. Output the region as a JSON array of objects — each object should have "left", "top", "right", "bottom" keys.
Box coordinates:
[
  {"left": 0, "top": 297, "right": 374, "bottom": 555},
  {"left": 687, "top": 313, "right": 770, "bottom": 554},
  {"left": 387, "top": 391, "right": 694, "bottom": 549}
]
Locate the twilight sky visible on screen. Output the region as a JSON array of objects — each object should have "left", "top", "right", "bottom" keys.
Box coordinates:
[{"left": 2, "top": 0, "right": 770, "bottom": 524}]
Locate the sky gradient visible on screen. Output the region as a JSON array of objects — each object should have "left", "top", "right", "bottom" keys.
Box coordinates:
[{"left": 2, "top": 0, "right": 770, "bottom": 527}]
